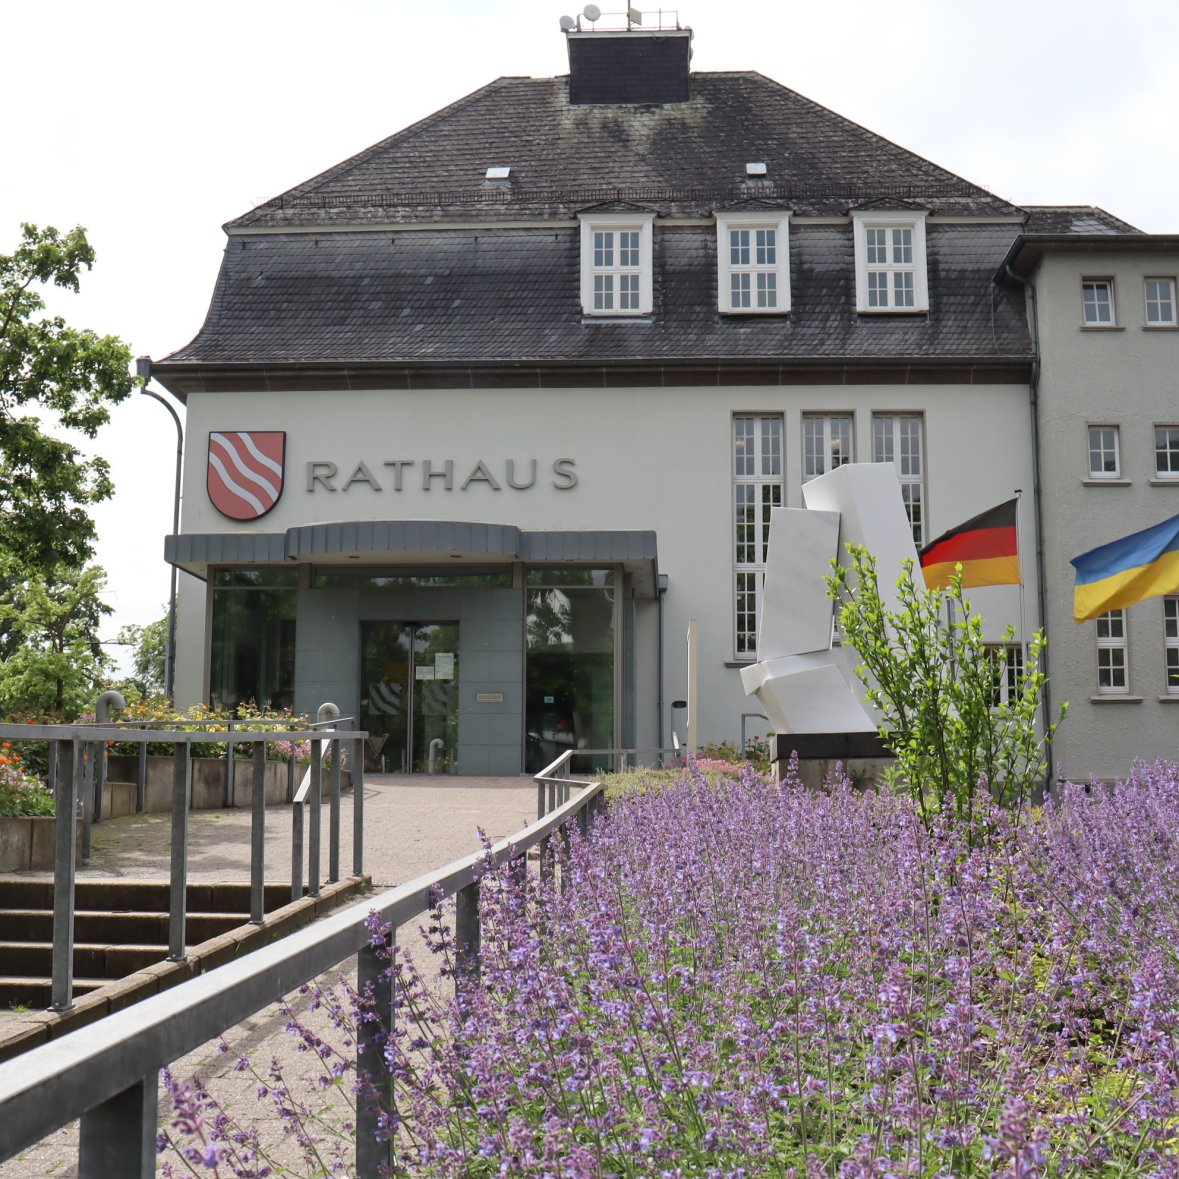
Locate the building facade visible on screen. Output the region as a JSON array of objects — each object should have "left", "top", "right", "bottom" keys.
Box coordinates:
[
  {"left": 149, "top": 19, "right": 1174, "bottom": 779},
  {"left": 1003, "top": 229, "right": 1179, "bottom": 780}
]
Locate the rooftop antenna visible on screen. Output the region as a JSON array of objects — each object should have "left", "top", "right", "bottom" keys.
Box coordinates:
[
  {"left": 583, "top": 4, "right": 601, "bottom": 23},
  {"left": 559, "top": 13, "right": 576, "bottom": 29}
]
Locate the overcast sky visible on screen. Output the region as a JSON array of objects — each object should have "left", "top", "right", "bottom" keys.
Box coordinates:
[{"left": 4, "top": 0, "right": 1177, "bottom": 672}]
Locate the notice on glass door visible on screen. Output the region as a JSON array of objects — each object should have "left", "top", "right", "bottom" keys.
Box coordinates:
[
  {"left": 415, "top": 665, "right": 435, "bottom": 681},
  {"left": 435, "top": 653, "right": 455, "bottom": 680}
]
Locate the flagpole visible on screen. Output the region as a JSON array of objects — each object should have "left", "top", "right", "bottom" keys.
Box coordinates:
[{"left": 1014, "top": 488, "right": 1027, "bottom": 669}]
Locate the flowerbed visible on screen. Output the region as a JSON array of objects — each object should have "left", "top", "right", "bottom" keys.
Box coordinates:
[
  {"left": 162, "top": 761, "right": 1179, "bottom": 1176},
  {"left": 0, "top": 742, "right": 53, "bottom": 817}
]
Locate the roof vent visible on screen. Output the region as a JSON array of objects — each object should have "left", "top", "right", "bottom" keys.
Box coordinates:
[
  {"left": 745, "top": 162, "right": 767, "bottom": 177},
  {"left": 485, "top": 166, "right": 511, "bottom": 181}
]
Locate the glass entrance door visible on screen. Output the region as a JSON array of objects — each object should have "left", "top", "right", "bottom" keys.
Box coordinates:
[{"left": 361, "top": 622, "right": 460, "bottom": 773}]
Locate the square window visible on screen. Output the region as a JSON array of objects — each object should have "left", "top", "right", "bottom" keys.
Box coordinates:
[
  {"left": 1082, "top": 279, "right": 1115, "bottom": 325},
  {"left": 1088, "top": 425, "right": 1120, "bottom": 478},
  {"left": 1165, "top": 598, "right": 1179, "bottom": 693},
  {"left": 985, "top": 644, "right": 1024, "bottom": 707},
  {"left": 1146, "top": 278, "right": 1177, "bottom": 326},
  {"left": 803, "top": 414, "right": 853, "bottom": 481},
  {"left": 1096, "top": 608, "right": 1129, "bottom": 693},
  {"left": 580, "top": 215, "right": 653, "bottom": 317},
  {"left": 1156, "top": 426, "right": 1179, "bottom": 478},
  {"left": 717, "top": 213, "right": 791, "bottom": 315},
  {"left": 854, "top": 215, "right": 928, "bottom": 313}
]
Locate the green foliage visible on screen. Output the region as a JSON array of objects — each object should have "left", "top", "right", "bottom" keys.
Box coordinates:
[
  {"left": 107, "top": 698, "right": 317, "bottom": 762},
  {"left": 696, "top": 736, "right": 772, "bottom": 774},
  {"left": 0, "top": 562, "right": 110, "bottom": 718},
  {"left": 0, "top": 742, "right": 54, "bottom": 816},
  {"left": 827, "top": 544, "right": 1066, "bottom": 838},
  {"left": 0, "top": 224, "right": 134, "bottom": 575},
  {"left": 0, "top": 223, "right": 133, "bottom": 720},
  {"left": 116, "top": 608, "right": 168, "bottom": 698}
]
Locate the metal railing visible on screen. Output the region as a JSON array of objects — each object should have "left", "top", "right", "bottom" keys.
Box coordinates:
[
  {"left": 0, "top": 712, "right": 362, "bottom": 1013},
  {"left": 0, "top": 760, "right": 605, "bottom": 1178}
]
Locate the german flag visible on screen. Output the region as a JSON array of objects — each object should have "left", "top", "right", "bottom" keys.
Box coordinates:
[{"left": 919, "top": 499, "right": 1020, "bottom": 590}]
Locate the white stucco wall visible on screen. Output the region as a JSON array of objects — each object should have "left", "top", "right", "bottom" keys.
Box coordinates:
[
  {"left": 1033, "top": 248, "right": 1179, "bottom": 780},
  {"left": 174, "top": 381, "right": 1037, "bottom": 753}
]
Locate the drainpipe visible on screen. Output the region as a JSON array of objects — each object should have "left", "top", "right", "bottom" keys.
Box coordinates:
[
  {"left": 656, "top": 574, "right": 668, "bottom": 764},
  {"left": 1004, "top": 264, "right": 1053, "bottom": 789},
  {"left": 137, "top": 356, "right": 184, "bottom": 703}
]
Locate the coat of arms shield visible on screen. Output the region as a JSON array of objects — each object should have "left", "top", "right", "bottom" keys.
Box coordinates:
[{"left": 207, "top": 431, "right": 286, "bottom": 521}]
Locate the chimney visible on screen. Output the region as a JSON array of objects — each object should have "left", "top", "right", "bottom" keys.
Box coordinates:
[{"left": 565, "top": 27, "right": 692, "bottom": 105}]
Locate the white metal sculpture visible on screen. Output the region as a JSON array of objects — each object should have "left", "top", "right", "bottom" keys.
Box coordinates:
[{"left": 740, "top": 463, "right": 919, "bottom": 734}]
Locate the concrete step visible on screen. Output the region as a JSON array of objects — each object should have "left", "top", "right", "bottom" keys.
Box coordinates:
[
  {"left": 0, "top": 941, "right": 167, "bottom": 978},
  {"left": 0, "top": 909, "right": 243, "bottom": 944},
  {"left": 0, "top": 878, "right": 299, "bottom": 913},
  {"left": 0, "top": 975, "right": 108, "bottom": 1009}
]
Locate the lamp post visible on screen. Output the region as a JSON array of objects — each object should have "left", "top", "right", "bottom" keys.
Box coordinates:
[{"left": 136, "top": 356, "right": 183, "bottom": 701}]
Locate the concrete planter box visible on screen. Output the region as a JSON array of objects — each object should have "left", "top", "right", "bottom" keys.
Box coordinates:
[
  {"left": 104, "top": 756, "right": 351, "bottom": 815},
  {"left": 0, "top": 816, "right": 85, "bottom": 871}
]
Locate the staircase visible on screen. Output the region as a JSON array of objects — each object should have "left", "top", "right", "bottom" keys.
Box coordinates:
[{"left": 0, "top": 879, "right": 300, "bottom": 1010}]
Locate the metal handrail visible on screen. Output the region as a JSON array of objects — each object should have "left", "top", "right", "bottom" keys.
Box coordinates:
[
  {"left": 0, "top": 713, "right": 364, "bottom": 1013},
  {"left": 0, "top": 775, "right": 605, "bottom": 1178}
]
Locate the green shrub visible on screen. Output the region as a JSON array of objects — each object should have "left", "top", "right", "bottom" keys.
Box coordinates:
[{"left": 827, "top": 544, "right": 1066, "bottom": 842}]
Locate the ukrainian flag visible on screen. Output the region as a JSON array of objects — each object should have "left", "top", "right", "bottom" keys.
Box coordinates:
[{"left": 1071, "top": 511, "right": 1179, "bottom": 622}]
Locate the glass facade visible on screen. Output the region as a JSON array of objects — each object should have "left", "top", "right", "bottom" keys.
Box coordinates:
[
  {"left": 315, "top": 568, "right": 511, "bottom": 589},
  {"left": 209, "top": 568, "right": 297, "bottom": 711},
  {"left": 524, "top": 575, "right": 615, "bottom": 774}
]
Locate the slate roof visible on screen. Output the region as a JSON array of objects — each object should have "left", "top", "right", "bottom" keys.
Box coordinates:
[
  {"left": 162, "top": 222, "right": 1031, "bottom": 368},
  {"left": 1023, "top": 206, "right": 1142, "bottom": 235},
  {"left": 226, "top": 73, "right": 1022, "bottom": 227},
  {"left": 165, "top": 67, "right": 1143, "bottom": 376}
]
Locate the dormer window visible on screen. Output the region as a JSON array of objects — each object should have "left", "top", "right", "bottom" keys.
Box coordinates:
[
  {"left": 578, "top": 213, "right": 654, "bottom": 316},
  {"left": 852, "top": 212, "right": 929, "bottom": 313},
  {"left": 716, "top": 211, "right": 791, "bottom": 315}
]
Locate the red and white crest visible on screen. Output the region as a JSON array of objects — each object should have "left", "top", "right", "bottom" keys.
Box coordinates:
[{"left": 207, "top": 431, "right": 286, "bottom": 521}]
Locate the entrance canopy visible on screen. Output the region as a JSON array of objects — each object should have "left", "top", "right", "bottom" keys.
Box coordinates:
[{"left": 165, "top": 520, "right": 660, "bottom": 595}]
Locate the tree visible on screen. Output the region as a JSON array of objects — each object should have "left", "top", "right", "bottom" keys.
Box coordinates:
[
  {"left": 827, "top": 544, "right": 1066, "bottom": 841},
  {"left": 0, "top": 224, "right": 134, "bottom": 575},
  {"left": 116, "top": 609, "right": 168, "bottom": 698},
  {"left": 0, "top": 224, "right": 133, "bottom": 717},
  {"left": 0, "top": 562, "right": 110, "bottom": 716}
]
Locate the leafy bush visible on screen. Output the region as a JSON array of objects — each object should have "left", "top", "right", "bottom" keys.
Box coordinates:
[
  {"left": 697, "top": 734, "right": 772, "bottom": 775},
  {"left": 161, "top": 760, "right": 1179, "bottom": 1176},
  {"left": 105, "top": 698, "right": 317, "bottom": 763},
  {"left": 0, "top": 742, "right": 54, "bottom": 816},
  {"left": 828, "top": 544, "right": 1066, "bottom": 839}
]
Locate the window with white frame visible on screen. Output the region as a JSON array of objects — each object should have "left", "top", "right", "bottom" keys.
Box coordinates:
[
  {"left": 578, "top": 213, "right": 653, "bottom": 316},
  {"left": 852, "top": 213, "right": 929, "bottom": 313},
  {"left": 1145, "top": 278, "right": 1177, "bottom": 326},
  {"left": 803, "top": 414, "right": 853, "bottom": 481},
  {"left": 733, "top": 414, "right": 783, "bottom": 658},
  {"left": 1087, "top": 424, "right": 1121, "bottom": 479},
  {"left": 1165, "top": 598, "right": 1179, "bottom": 694},
  {"left": 1081, "top": 278, "right": 1115, "bottom": 326},
  {"left": 872, "top": 413, "right": 925, "bottom": 544},
  {"left": 1155, "top": 425, "right": 1179, "bottom": 478},
  {"left": 716, "top": 212, "right": 791, "bottom": 314},
  {"left": 1096, "top": 609, "right": 1128, "bottom": 693},
  {"left": 985, "top": 643, "right": 1024, "bottom": 707}
]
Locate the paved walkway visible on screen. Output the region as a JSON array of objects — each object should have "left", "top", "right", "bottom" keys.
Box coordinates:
[{"left": 0, "top": 773, "right": 540, "bottom": 1177}]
